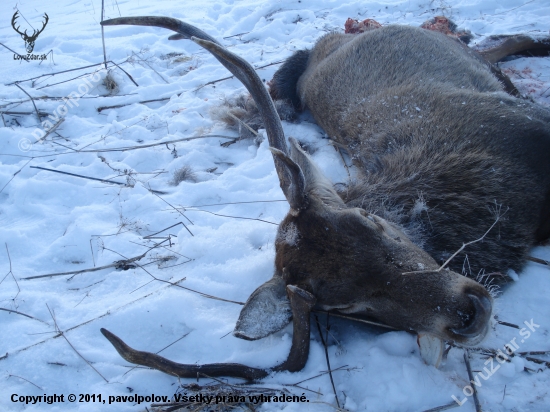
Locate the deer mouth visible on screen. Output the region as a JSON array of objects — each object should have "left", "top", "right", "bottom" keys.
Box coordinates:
[{"left": 449, "top": 292, "right": 492, "bottom": 346}]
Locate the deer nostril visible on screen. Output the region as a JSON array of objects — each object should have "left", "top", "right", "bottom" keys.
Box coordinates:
[{"left": 451, "top": 293, "right": 492, "bottom": 338}]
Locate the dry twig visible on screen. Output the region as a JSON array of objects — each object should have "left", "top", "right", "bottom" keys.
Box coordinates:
[
  {"left": 315, "top": 314, "right": 340, "bottom": 408},
  {"left": 30, "top": 165, "right": 127, "bottom": 186},
  {"left": 403, "top": 207, "right": 507, "bottom": 275},
  {"left": 14, "top": 83, "right": 41, "bottom": 121},
  {"left": 463, "top": 350, "right": 482, "bottom": 412},
  {"left": 46, "top": 303, "right": 109, "bottom": 382}
]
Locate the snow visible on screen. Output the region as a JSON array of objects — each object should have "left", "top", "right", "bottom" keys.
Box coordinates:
[{"left": 1, "top": 0, "right": 549, "bottom": 411}]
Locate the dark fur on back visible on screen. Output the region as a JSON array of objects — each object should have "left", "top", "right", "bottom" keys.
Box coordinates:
[
  {"left": 271, "top": 25, "right": 550, "bottom": 279},
  {"left": 269, "top": 49, "right": 310, "bottom": 110}
]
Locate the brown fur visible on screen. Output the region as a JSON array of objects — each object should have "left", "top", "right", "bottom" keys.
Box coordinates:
[{"left": 272, "top": 25, "right": 550, "bottom": 278}]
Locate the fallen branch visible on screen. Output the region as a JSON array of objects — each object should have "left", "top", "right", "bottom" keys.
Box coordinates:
[
  {"left": 7, "top": 59, "right": 132, "bottom": 86},
  {"left": 37, "top": 117, "right": 65, "bottom": 143},
  {"left": 403, "top": 207, "right": 507, "bottom": 275},
  {"left": 21, "top": 250, "right": 149, "bottom": 280},
  {"left": 30, "top": 165, "right": 127, "bottom": 186},
  {"left": 8, "top": 135, "right": 236, "bottom": 158},
  {"left": 313, "top": 310, "right": 396, "bottom": 330},
  {"left": 0, "top": 308, "right": 49, "bottom": 325},
  {"left": 315, "top": 314, "right": 340, "bottom": 409},
  {"left": 463, "top": 350, "right": 482, "bottom": 412},
  {"left": 1, "top": 244, "right": 20, "bottom": 301},
  {"left": 14, "top": 83, "right": 42, "bottom": 121},
  {"left": 46, "top": 303, "right": 109, "bottom": 382},
  {"left": 0, "top": 110, "right": 49, "bottom": 116},
  {"left": 97, "top": 96, "right": 170, "bottom": 112},
  {"left": 496, "top": 320, "right": 520, "bottom": 329},
  {"left": 527, "top": 256, "right": 550, "bottom": 267},
  {"left": 0, "top": 42, "right": 30, "bottom": 62},
  {"left": 183, "top": 207, "right": 278, "bottom": 225},
  {"left": 101, "top": 0, "right": 108, "bottom": 70},
  {"left": 422, "top": 401, "right": 459, "bottom": 412},
  {"left": 7, "top": 374, "right": 43, "bottom": 390}
]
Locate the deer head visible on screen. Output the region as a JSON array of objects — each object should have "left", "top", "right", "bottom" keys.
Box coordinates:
[
  {"left": 99, "top": 16, "right": 493, "bottom": 380},
  {"left": 12, "top": 11, "right": 49, "bottom": 54}
]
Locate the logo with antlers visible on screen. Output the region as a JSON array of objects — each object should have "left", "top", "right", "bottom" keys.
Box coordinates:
[{"left": 11, "top": 11, "right": 49, "bottom": 54}]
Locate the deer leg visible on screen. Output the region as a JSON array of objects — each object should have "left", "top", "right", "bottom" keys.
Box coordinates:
[
  {"left": 474, "top": 34, "right": 550, "bottom": 64},
  {"left": 101, "top": 285, "right": 315, "bottom": 380}
]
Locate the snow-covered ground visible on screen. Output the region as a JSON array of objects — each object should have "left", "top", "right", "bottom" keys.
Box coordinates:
[{"left": 1, "top": 0, "right": 549, "bottom": 411}]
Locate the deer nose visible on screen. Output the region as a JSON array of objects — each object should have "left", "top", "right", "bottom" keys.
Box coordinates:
[{"left": 451, "top": 292, "right": 492, "bottom": 339}]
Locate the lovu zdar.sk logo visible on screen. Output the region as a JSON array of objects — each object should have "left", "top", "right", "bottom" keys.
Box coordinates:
[{"left": 11, "top": 11, "right": 49, "bottom": 60}]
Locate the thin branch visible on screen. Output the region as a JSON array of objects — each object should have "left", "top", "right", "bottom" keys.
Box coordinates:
[
  {"left": 132, "top": 51, "right": 169, "bottom": 84},
  {"left": 21, "top": 250, "right": 149, "bottom": 280},
  {"left": 522, "top": 356, "right": 550, "bottom": 368},
  {"left": 35, "top": 117, "right": 65, "bottom": 143},
  {"left": 315, "top": 314, "right": 340, "bottom": 408},
  {"left": 288, "top": 365, "right": 354, "bottom": 387},
  {"left": 527, "top": 256, "right": 550, "bottom": 267},
  {"left": 97, "top": 97, "right": 170, "bottom": 112},
  {"left": 183, "top": 208, "right": 278, "bottom": 225},
  {"left": 7, "top": 374, "right": 43, "bottom": 390},
  {"left": 182, "top": 199, "right": 286, "bottom": 208},
  {"left": 0, "top": 43, "right": 30, "bottom": 62},
  {"left": 518, "top": 350, "right": 550, "bottom": 356},
  {"left": 109, "top": 60, "right": 139, "bottom": 86},
  {"left": 106, "top": 247, "right": 244, "bottom": 305},
  {"left": 227, "top": 112, "right": 258, "bottom": 136},
  {"left": 313, "top": 310, "right": 397, "bottom": 330},
  {"left": 0, "top": 308, "right": 49, "bottom": 325},
  {"left": 403, "top": 208, "right": 507, "bottom": 275},
  {"left": 147, "top": 190, "right": 194, "bottom": 236},
  {"left": 490, "top": 0, "right": 535, "bottom": 16},
  {"left": 422, "top": 402, "right": 460, "bottom": 412},
  {"left": 0, "top": 159, "right": 32, "bottom": 195},
  {"left": 46, "top": 303, "right": 109, "bottom": 382},
  {"left": 0, "top": 110, "right": 49, "bottom": 116},
  {"left": 142, "top": 222, "right": 187, "bottom": 239},
  {"left": 463, "top": 350, "right": 482, "bottom": 412},
  {"left": 6, "top": 60, "right": 124, "bottom": 85},
  {"left": 496, "top": 320, "right": 520, "bottom": 329},
  {"left": 1, "top": 244, "right": 20, "bottom": 301},
  {"left": 14, "top": 83, "right": 41, "bottom": 121},
  {"left": 101, "top": 0, "right": 108, "bottom": 70},
  {"left": 30, "top": 165, "right": 127, "bottom": 186}
]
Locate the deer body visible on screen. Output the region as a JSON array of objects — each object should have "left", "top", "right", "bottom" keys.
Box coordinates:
[
  {"left": 272, "top": 25, "right": 550, "bottom": 277},
  {"left": 99, "top": 17, "right": 550, "bottom": 379}
]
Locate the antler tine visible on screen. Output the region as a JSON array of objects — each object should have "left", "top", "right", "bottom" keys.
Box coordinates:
[
  {"left": 11, "top": 11, "right": 26, "bottom": 36},
  {"left": 34, "top": 13, "right": 49, "bottom": 37}
]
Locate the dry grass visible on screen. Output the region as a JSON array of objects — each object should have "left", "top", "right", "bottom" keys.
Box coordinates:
[{"left": 171, "top": 165, "right": 197, "bottom": 185}]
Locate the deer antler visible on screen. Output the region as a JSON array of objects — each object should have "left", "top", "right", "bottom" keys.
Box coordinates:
[
  {"left": 11, "top": 12, "right": 26, "bottom": 37},
  {"left": 101, "top": 285, "right": 315, "bottom": 380},
  {"left": 101, "top": 16, "right": 308, "bottom": 211}
]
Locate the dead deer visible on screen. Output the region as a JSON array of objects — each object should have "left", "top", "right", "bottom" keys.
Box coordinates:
[{"left": 99, "top": 16, "right": 550, "bottom": 380}]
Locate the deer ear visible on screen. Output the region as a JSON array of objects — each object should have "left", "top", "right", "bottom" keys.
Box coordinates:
[
  {"left": 288, "top": 137, "right": 345, "bottom": 208},
  {"left": 233, "top": 275, "right": 292, "bottom": 341}
]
